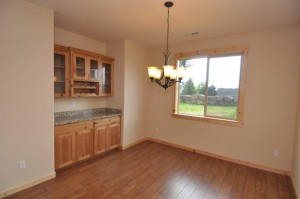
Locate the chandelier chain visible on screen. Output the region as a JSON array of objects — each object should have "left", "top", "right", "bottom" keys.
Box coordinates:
[{"left": 166, "top": 7, "right": 170, "bottom": 53}]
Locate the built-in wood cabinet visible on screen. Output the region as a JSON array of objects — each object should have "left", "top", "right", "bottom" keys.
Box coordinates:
[
  {"left": 94, "top": 117, "right": 121, "bottom": 155},
  {"left": 94, "top": 125, "right": 107, "bottom": 155},
  {"left": 76, "top": 128, "right": 93, "bottom": 162},
  {"left": 54, "top": 45, "right": 69, "bottom": 97},
  {"left": 55, "top": 132, "right": 75, "bottom": 169},
  {"left": 108, "top": 123, "right": 121, "bottom": 149},
  {"left": 54, "top": 45, "right": 114, "bottom": 97},
  {"left": 55, "top": 121, "right": 93, "bottom": 169},
  {"left": 70, "top": 48, "right": 101, "bottom": 97},
  {"left": 55, "top": 116, "right": 121, "bottom": 170}
]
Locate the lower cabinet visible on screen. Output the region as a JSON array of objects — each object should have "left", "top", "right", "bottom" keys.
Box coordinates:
[
  {"left": 94, "top": 117, "right": 121, "bottom": 155},
  {"left": 55, "top": 132, "right": 76, "bottom": 169},
  {"left": 76, "top": 128, "right": 93, "bottom": 162},
  {"left": 55, "top": 116, "right": 121, "bottom": 170}
]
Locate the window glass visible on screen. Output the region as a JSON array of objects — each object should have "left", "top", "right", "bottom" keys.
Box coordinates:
[{"left": 173, "top": 46, "right": 248, "bottom": 126}]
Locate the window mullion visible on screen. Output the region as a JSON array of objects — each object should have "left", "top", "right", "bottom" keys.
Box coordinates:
[{"left": 204, "top": 57, "right": 210, "bottom": 117}]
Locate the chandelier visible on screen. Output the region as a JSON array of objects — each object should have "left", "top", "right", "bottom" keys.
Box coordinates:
[{"left": 147, "top": 1, "right": 186, "bottom": 90}]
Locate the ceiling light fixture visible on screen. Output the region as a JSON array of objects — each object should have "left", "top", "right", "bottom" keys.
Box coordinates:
[{"left": 147, "top": 1, "right": 186, "bottom": 90}]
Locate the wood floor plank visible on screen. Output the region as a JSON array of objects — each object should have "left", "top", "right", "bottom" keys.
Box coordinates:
[
  {"left": 216, "top": 162, "right": 239, "bottom": 199},
  {"left": 189, "top": 157, "right": 219, "bottom": 199},
  {"left": 276, "top": 173, "right": 294, "bottom": 199},
  {"left": 4, "top": 141, "right": 296, "bottom": 199},
  {"left": 229, "top": 164, "right": 248, "bottom": 199},
  {"left": 202, "top": 159, "right": 231, "bottom": 199},
  {"left": 266, "top": 171, "right": 280, "bottom": 199},
  {"left": 242, "top": 167, "right": 257, "bottom": 199}
]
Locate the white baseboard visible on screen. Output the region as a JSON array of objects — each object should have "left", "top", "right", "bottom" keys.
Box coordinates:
[
  {"left": 121, "top": 138, "right": 148, "bottom": 150},
  {"left": 0, "top": 172, "right": 56, "bottom": 198}
]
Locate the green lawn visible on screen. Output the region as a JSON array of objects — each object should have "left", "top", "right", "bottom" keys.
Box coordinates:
[{"left": 178, "top": 102, "right": 237, "bottom": 119}]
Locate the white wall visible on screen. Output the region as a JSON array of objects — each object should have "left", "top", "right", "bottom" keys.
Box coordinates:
[
  {"left": 54, "top": 28, "right": 108, "bottom": 112},
  {"left": 148, "top": 26, "right": 300, "bottom": 172},
  {"left": 0, "top": 0, "right": 54, "bottom": 194},
  {"left": 122, "top": 40, "right": 150, "bottom": 146}
]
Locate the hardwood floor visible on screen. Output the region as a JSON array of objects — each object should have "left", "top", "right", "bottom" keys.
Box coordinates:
[{"left": 5, "top": 141, "right": 296, "bottom": 199}]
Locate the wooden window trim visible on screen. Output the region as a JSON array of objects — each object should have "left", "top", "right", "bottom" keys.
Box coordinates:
[{"left": 172, "top": 45, "right": 248, "bottom": 127}]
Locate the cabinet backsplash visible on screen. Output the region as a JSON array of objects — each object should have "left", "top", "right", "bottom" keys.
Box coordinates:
[{"left": 54, "top": 97, "right": 107, "bottom": 112}]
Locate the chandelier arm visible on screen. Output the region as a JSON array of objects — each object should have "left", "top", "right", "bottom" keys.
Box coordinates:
[
  {"left": 154, "top": 79, "right": 164, "bottom": 87},
  {"left": 159, "top": 70, "right": 165, "bottom": 81}
]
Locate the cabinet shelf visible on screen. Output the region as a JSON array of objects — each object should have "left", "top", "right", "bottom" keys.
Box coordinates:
[
  {"left": 73, "top": 93, "right": 98, "bottom": 96},
  {"left": 54, "top": 65, "right": 65, "bottom": 69},
  {"left": 74, "top": 86, "right": 97, "bottom": 89}
]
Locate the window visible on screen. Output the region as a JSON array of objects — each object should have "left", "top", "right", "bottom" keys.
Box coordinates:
[{"left": 173, "top": 45, "right": 248, "bottom": 127}]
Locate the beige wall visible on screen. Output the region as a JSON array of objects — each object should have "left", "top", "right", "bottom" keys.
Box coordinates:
[
  {"left": 292, "top": 76, "right": 300, "bottom": 197},
  {"left": 0, "top": 0, "right": 54, "bottom": 194},
  {"left": 107, "top": 40, "right": 149, "bottom": 147},
  {"left": 148, "top": 26, "right": 300, "bottom": 172},
  {"left": 55, "top": 27, "right": 106, "bottom": 55},
  {"left": 54, "top": 28, "right": 108, "bottom": 112},
  {"left": 122, "top": 40, "right": 150, "bottom": 146},
  {"left": 107, "top": 40, "right": 125, "bottom": 110},
  {"left": 107, "top": 40, "right": 126, "bottom": 146}
]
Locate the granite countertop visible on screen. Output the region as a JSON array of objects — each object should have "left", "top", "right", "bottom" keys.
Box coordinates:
[{"left": 54, "top": 108, "right": 122, "bottom": 126}]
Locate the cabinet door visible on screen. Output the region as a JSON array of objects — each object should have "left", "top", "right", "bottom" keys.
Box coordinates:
[
  {"left": 55, "top": 132, "right": 75, "bottom": 169},
  {"left": 54, "top": 48, "right": 69, "bottom": 97},
  {"left": 107, "top": 123, "right": 120, "bottom": 149},
  {"left": 73, "top": 53, "right": 87, "bottom": 80},
  {"left": 94, "top": 125, "right": 107, "bottom": 155},
  {"left": 76, "top": 129, "right": 93, "bottom": 161},
  {"left": 101, "top": 62, "right": 113, "bottom": 95},
  {"left": 89, "top": 57, "right": 100, "bottom": 81}
]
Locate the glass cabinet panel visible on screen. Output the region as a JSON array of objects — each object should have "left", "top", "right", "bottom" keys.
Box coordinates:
[
  {"left": 76, "top": 56, "right": 86, "bottom": 78},
  {"left": 90, "top": 59, "right": 99, "bottom": 80},
  {"left": 54, "top": 54, "right": 65, "bottom": 82},
  {"left": 54, "top": 47, "right": 69, "bottom": 97},
  {"left": 102, "top": 63, "right": 112, "bottom": 94}
]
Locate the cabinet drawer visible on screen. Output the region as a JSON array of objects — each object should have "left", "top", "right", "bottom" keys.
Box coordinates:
[
  {"left": 94, "top": 116, "right": 120, "bottom": 127},
  {"left": 55, "top": 121, "right": 93, "bottom": 135}
]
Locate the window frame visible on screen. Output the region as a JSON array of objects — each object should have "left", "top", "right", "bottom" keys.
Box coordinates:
[{"left": 172, "top": 45, "right": 248, "bottom": 127}]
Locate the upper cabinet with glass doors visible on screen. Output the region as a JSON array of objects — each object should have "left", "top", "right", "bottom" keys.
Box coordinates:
[
  {"left": 69, "top": 47, "right": 114, "bottom": 97},
  {"left": 71, "top": 51, "right": 100, "bottom": 81},
  {"left": 54, "top": 45, "right": 70, "bottom": 97}
]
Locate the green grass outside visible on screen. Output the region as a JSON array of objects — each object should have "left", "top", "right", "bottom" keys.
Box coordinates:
[{"left": 178, "top": 102, "right": 237, "bottom": 119}]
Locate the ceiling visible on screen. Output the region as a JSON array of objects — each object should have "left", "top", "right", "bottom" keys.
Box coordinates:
[{"left": 27, "top": 0, "right": 300, "bottom": 48}]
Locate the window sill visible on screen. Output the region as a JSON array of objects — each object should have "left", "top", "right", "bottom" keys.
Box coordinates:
[{"left": 172, "top": 113, "right": 243, "bottom": 127}]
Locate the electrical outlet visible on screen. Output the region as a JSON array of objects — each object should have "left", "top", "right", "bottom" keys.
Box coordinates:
[
  {"left": 155, "top": 126, "right": 159, "bottom": 132},
  {"left": 273, "top": 149, "right": 279, "bottom": 157},
  {"left": 19, "top": 160, "right": 26, "bottom": 170}
]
